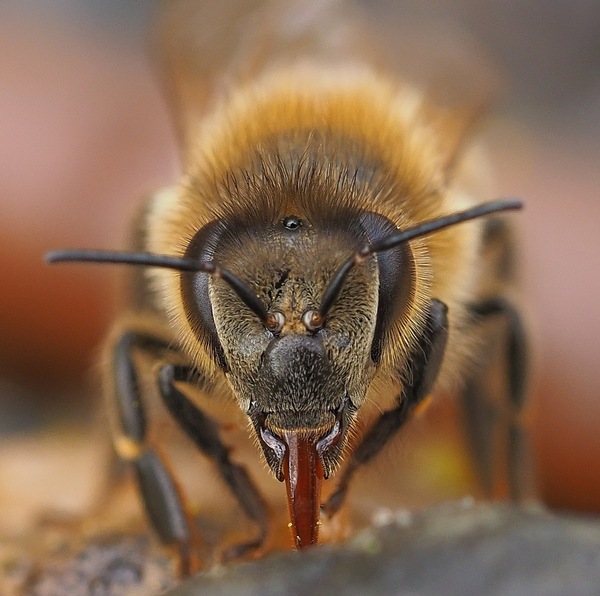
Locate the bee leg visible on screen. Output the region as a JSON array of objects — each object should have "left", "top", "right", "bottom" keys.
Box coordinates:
[
  {"left": 323, "top": 299, "right": 448, "bottom": 517},
  {"left": 111, "top": 331, "right": 197, "bottom": 576},
  {"left": 464, "top": 297, "right": 529, "bottom": 501},
  {"left": 157, "top": 363, "right": 270, "bottom": 562}
]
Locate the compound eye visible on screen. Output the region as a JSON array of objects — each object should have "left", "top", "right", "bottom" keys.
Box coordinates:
[
  {"left": 265, "top": 311, "right": 285, "bottom": 333},
  {"left": 302, "top": 309, "right": 324, "bottom": 332}
]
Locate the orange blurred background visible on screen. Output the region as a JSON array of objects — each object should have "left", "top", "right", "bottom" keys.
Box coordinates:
[{"left": 0, "top": 0, "right": 599, "bottom": 516}]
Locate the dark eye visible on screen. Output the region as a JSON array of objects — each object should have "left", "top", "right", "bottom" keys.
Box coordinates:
[
  {"left": 359, "top": 211, "right": 411, "bottom": 364},
  {"left": 282, "top": 216, "right": 302, "bottom": 230}
]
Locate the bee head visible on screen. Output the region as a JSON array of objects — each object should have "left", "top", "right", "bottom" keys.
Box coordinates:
[
  {"left": 183, "top": 207, "right": 407, "bottom": 480},
  {"left": 177, "top": 198, "right": 522, "bottom": 486}
]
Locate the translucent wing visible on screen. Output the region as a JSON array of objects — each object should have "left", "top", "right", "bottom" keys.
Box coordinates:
[
  {"left": 155, "top": 0, "right": 378, "bottom": 158},
  {"left": 155, "top": 0, "right": 500, "bottom": 172}
]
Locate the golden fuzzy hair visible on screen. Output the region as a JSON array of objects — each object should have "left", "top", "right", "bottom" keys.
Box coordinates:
[{"left": 144, "top": 63, "right": 484, "bottom": 403}]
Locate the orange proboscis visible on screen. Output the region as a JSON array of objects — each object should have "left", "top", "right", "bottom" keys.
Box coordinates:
[{"left": 282, "top": 432, "right": 324, "bottom": 549}]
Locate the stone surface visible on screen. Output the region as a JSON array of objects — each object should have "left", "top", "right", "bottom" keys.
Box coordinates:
[
  {"left": 166, "top": 501, "right": 600, "bottom": 596},
  {"left": 22, "top": 535, "right": 175, "bottom": 596},
  {"left": 5, "top": 500, "right": 600, "bottom": 594}
]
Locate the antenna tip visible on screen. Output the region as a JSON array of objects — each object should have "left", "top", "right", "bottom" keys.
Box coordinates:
[
  {"left": 44, "top": 250, "right": 62, "bottom": 264},
  {"left": 502, "top": 198, "right": 524, "bottom": 210}
]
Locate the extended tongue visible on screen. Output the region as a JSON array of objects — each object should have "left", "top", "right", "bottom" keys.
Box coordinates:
[{"left": 282, "top": 431, "right": 324, "bottom": 549}]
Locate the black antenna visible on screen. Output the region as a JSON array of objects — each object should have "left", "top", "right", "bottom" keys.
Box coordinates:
[
  {"left": 318, "top": 199, "right": 523, "bottom": 317},
  {"left": 45, "top": 249, "right": 269, "bottom": 323}
]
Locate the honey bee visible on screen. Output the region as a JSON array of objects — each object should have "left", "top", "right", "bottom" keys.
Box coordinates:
[{"left": 47, "top": 0, "right": 528, "bottom": 575}]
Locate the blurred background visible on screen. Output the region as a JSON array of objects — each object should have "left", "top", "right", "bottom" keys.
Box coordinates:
[{"left": 0, "top": 0, "right": 599, "bottom": 541}]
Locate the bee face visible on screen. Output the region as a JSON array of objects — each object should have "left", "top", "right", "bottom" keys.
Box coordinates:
[
  {"left": 180, "top": 179, "right": 393, "bottom": 478},
  {"left": 173, "top": 135, "right": 421, "bottom": 482}
]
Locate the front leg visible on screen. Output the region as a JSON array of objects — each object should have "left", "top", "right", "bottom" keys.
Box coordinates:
[
  {"left": 322, "top": 299, "right": 449, "bottom": 517},
  {"left": 109, "top": 328, "right": 269, "bottom": 575},
  {"left": 157, "top": 364, "right": 270, "bottom": 561},
  {"left": 109, "top": 330, "right": 198, "bottom": 576}
]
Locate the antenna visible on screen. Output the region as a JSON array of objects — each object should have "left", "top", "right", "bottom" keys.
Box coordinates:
[
  {"left": 318, "top": 200, "right": 523, "bottom": 318},
  {"left": 45, "top": 249, "right": 270, "bottom": 323}
]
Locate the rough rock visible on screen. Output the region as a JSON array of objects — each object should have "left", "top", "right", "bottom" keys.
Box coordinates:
[{"left": 167, "top": 500, "right": 600, "bottom": 596}]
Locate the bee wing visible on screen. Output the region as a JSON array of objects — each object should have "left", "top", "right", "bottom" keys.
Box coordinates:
[
  {"left": 355, "top": 3, "right": 503, "bottom": 180},
  {"left": 154, "top": 0, "right": 377, "bottom": 158},
  {"left": 156, "top": 0, "right": 500, "bottom": 173}
]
